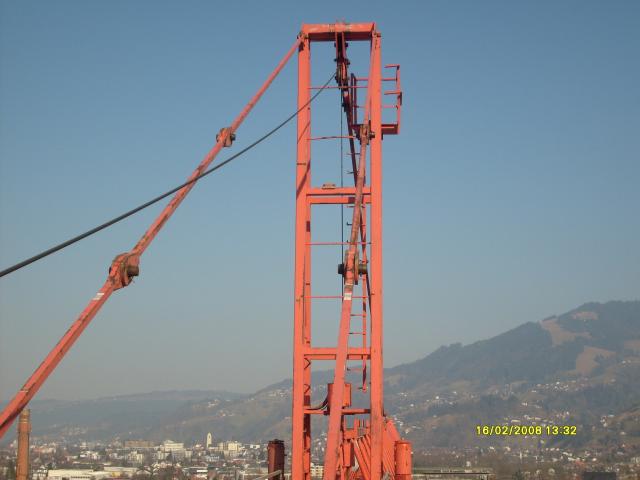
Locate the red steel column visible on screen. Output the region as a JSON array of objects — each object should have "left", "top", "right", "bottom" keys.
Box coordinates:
[
  {"left": 394, "top": 441, "right": 412, "bottom": 480},
  {"left": 304, "top": 200, "right": 312, "bottom": 480},
  {"left": 292, "top": 33, "right": 311, "bottom": 480},
  {"left": 369, "top": 31, "right": 384, "bottom": 480}
]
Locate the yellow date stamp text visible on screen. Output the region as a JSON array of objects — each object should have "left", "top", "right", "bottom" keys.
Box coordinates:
[{"left": 476, "top": 425, "right": 577, "bottom": 436}]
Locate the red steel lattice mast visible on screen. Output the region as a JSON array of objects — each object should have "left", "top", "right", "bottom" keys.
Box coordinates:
[{"left": 292, "top": 23, "right": 408, "bottom": 480}]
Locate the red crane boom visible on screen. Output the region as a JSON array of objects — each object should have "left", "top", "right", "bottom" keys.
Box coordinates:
[{"left": 0, "top": 37, "right": 301, "bottom": 439}]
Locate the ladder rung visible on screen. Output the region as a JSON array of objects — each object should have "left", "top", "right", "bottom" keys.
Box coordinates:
[
  {"left": 309, "top": 85, "right": 368, "bottom": 90},
  {"left": 304, "top": 295, "right": 367, "bottom": 299},
  {"left": 310, "top": 135, "right": 356, "bottom": 141},
  {"left": 307, "top": 242, "right": 370, "bottom": 246}
]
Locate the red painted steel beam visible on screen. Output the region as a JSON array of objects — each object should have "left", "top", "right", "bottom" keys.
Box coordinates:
[
  {"left": 307, "top": 187, "right": 371, "bottom": 196},
  {"left": 301, "top": 23, "right": 376, "bottom": 42},
  {"left": 0, "top": 37, "right": 302, "bottom": 439},
  {"left": 292, "top": 32, "right": 312, "bottom": 480},
  {"left": 308, "top": 197, "right": 371, "bottom": 205},
  {"left": 304, "top": 347, "right": 371, "bottom": 360},
  {"left": 368, "top": 32, "right": 384, "bottom": 480}
]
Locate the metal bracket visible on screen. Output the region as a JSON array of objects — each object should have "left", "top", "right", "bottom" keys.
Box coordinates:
[
  {"left": 216, "top": 127, "right": 236, "bottom": 147},
  {"left": 359, "top": 123, "right": 372, "bottom": 145},
  {"left": 382, "top": 64, "right": 402, "bottom": 135},
  {"left": 109, "top": 253, "right": 140, "bottom": 290}
]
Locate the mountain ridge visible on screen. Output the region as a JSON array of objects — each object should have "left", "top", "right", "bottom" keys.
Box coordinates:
[{"left": 4, "top": 300, "right": 638, "bottom": 451}]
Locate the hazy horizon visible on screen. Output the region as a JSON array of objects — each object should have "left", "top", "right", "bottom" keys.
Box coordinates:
[{"left": 2, "top": 298, "right": 637, "bottom": 404}]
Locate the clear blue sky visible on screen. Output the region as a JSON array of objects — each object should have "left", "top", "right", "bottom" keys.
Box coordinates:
[{"left": 1, "top": 0, "right": 638, "bottom": 401}]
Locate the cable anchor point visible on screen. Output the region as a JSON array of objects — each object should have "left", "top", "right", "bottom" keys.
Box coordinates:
[
  {"left": 216, "top": 127, "right": 236, "bottom": 147},
  {"left": 109, "top": 253, "right": 140, "bottom": 290}
]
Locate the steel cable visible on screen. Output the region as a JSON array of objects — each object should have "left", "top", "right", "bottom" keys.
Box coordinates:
[{"left": 0, "top": 73, "right": 334, "bottom": 278}]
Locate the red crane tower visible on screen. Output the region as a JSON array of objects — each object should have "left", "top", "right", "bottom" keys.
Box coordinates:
[
  {"left": 292, "top": 23, "right": 407, "bottom": 480},
  {"left": 0, "top": 22, "right": 411, "bottom": 480}
]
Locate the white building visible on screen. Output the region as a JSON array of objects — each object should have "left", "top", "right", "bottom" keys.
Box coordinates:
[
  {"left": 211, "top": 440, "right": 244, "bottom": 458},
  {"left": 47, "top": 467, "right": 143, "bottom": 480},
  {"left": 33, "top": 467, "right": 49, "bottom": 480},
  {"left": 310, "top": 464, "right": 324, "bottom": 479},
  {"left": 46, "top": 470, "right": 110, "bottom": 480},
  {"left": 126, "top": 451, "right": 146, "bottom": 466},
  {"left": 103, "top": 467, "right": 140, "bottom": 477},
  {"left": 160, "top": 440, "right": 186, "bottom": 460}
]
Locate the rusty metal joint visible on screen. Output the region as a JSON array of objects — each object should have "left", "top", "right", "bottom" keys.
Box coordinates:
[
  {"left": 358, "top": 262, "right": 367, "bottom": 276},
  {"left": 109, "top": 252, "right": 140, "bottom": 290},
  {"left": 360, "top": 123, "right": 373, "bottom": 145},
  {"left": 216, "top": 127, "right": 236, "bottom": 147},
  {"left": 338, "top": 250, "right": 363, "bottom": 285}
]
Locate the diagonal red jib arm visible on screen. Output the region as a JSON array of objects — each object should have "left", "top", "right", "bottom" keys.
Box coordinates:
[
  {"left": 0, "top": 37, "right": 302, "bottom": 439},
  {"left": 0, "top": 280, "right": 114, "bottom": 438}
]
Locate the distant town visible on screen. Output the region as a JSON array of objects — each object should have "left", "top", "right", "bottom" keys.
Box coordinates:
[
  {"left": 1, "top": 436, "right": 292, "bottom": 480},
  {"left": 1, "top": 433, "right": 639, "bottom": 480}
]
